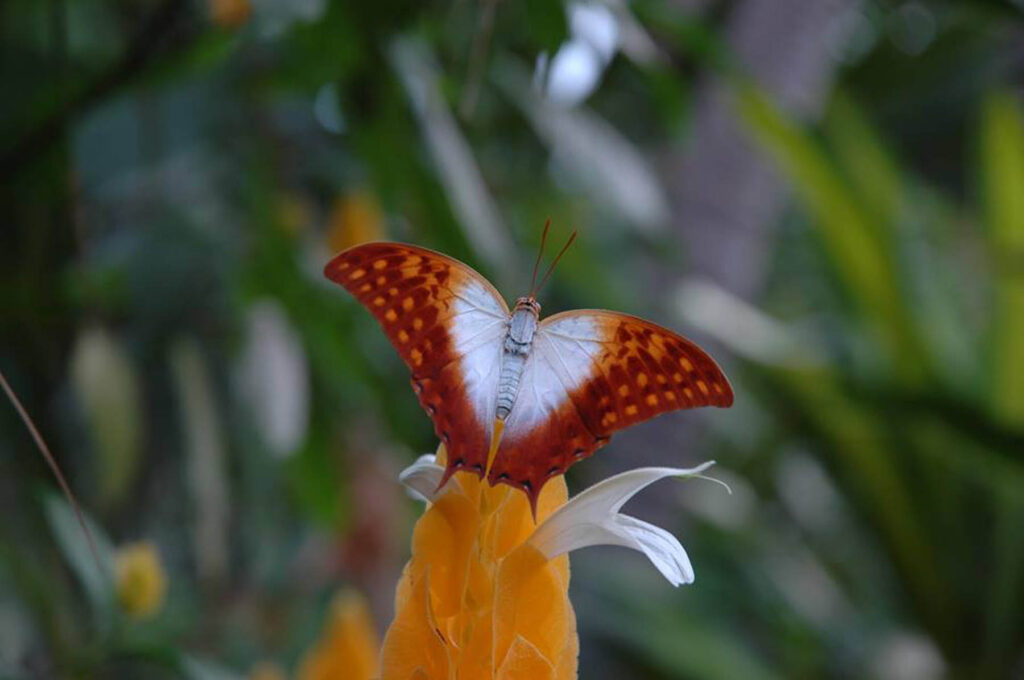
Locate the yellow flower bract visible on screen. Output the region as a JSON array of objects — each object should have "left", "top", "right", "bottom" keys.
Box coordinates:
[
  {"left": 380, "top": 445, "right": 578, "bottom": 680},
  {"left": 298, "top": 590, "right": 381, "bottom": 680}
]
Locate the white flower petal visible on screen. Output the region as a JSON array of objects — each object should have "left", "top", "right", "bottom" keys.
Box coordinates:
[
  {"left": 527, "top": 462, "right": 716, "bottom": 586},
  {"left": 570, "top": 2, "right": 619, "bottom": 64},
  {"left": 614, "top": 514, "right": 693, "bottom": 586},
  {"left": 398, "top": 454, "right": 442, "bottom": 502},
  {"left": 237, "top": 301, "right": 310, "bottom": 458},
  {"left": 398, "top": 454, "right": 460, "bottom": 503},
  {"left": 545, "top": 40, "right": 603, "bottom": 107}
]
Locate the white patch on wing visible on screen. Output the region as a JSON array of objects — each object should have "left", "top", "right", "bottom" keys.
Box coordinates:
[
  {"left": 449, "top": 278, "right": 508, "bottom": 427},
  {"left": 503, "top": 313, "right": 602, "bottom": 439},
  {"left": 453, "top": 278, "right": 508, "bottom": 323},
  {"left": 536, "top": 313, "right": 604, "bottom": 390}
]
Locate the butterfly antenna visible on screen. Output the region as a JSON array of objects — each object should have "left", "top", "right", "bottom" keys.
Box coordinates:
[
  {"left": 0, "top": 369, "right": 107, "bottom": 580},
  {"left": 535, "top": 229, "right": 577, "bottom": 295},
  {"left": 528, "top": 219, "right": 551, "bottom": 298}
]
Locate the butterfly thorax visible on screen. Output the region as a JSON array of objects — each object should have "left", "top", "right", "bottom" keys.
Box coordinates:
[{"left": 496, "top": 297, "right": 541, "bottom": 420}]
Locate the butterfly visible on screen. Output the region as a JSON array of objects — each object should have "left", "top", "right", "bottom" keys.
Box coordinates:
[{"left": 324, "top": 228, "right": 733, "bottom": 514}]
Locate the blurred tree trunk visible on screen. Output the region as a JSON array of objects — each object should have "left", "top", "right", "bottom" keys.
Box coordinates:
[{"left": 667, "top": 0, "right": 859, "bottom": 298}]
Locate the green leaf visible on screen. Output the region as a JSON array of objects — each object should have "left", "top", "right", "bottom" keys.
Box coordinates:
[
  {"left": 823, "top": 93, "right": 904, "bottom": 230},
  {"left": 825, "top": 94, "right": 979, "bottom": 391},
  {"left": 775, "top": 368, "right": 952, "bottom": 634},
  {"left": 178, "top": 654, "right": 243, "bottom": 680},
  {"left": 978, "top": 91, "right": 1024, "bottom": 662},
  {"left": 980, "top": 91, "right": 1024, "bottom": 426},
  {"left": 286, "top": 419, "right": 350, "bottom": 529},
  {"left": 594, "top": 586, "right": 781, "bottom": 680},
  {"left": 525, "top": 0, "right": 568, "bottom": 53},
  {"left": 738, "top": 84, "right": 928, "bottom": 385},
  {"left": 42, "top": 492, "right": 116, "bottom": 627},
  {"left": 981, "top": 486, "right": 1024, "bottom": 674}
]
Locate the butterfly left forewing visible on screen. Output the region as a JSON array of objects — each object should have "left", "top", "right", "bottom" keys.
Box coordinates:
[
  {"left": 324, "top": 242, "right": 508, "bottom": 481},
  {"left": 488, "top": 310, "right": 732, "bottom": 510}
]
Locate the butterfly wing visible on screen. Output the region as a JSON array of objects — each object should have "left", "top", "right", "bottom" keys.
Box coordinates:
[
  {"left": 324, "top": 242, "right": 509, "bottom": 479},
  {"left": 488, "top": 310, "right": 733, "bottom": 509}
]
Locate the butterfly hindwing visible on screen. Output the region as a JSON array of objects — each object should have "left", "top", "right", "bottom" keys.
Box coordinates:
[
  {"left": 324, "top": 243, "right": 509, "bottom": 479},
  {"left": 488, "top": 310, "right": 733, "bottom": 508}
]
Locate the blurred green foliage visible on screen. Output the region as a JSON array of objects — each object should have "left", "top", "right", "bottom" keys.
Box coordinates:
[{"left": 2, "top": 0, "right": 1024, "bottom": 678}]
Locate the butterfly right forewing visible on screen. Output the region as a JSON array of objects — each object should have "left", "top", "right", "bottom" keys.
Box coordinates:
[
  {"left": 549, "top": 311, "right": 734, "bottom": 432},
  {"left": 324, "top": 242, "right": 509, "bottom": 481},
  {"left": 488, "top": 310, "right": 732, "bottom": 509}
]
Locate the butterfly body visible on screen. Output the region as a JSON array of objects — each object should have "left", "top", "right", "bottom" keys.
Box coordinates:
[
  {"left": 496, "top": 297, "right": 541, "bottom": 420},
  {"left": 325, "top": 241, "right": 733, "bottom": 514}
]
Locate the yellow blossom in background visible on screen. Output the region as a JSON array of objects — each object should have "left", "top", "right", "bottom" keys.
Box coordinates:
[
  {"left": 114, "top": 542, "right": 167, "bottom": 620},
  {"left": 326, "top": 190, "right": 386, "bottom": 253},
  {"left": 248, "top": 662, "right": 287, "bottom": 680},
  {"left": 209, "top": 0, "right": 250, "bottom": 28},
  {"left": 386, "top": 448, "right": 719, "bottom": 680},
  {"left": 277, "top": 194, "right": 314, "bottom": 237},
  {"left": 298, "top": 590, "right": 380, "bottom": 680}
]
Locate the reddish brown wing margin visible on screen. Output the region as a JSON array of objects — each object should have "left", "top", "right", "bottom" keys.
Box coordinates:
[{"left": 324, "top": 242, "right": 509, "bottom": 481}]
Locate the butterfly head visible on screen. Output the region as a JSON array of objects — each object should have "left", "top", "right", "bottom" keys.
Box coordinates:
[{"left": 514, "top": 296, "right": 542, "bottom": 317}]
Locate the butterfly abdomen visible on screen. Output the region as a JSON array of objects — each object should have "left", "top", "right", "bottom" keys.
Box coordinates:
[
  {"left": 496, "top": 302, "right": 539, "bottom": 420},
  {"left": 496, "top": 353, "right": 525, "bottom": 419}
]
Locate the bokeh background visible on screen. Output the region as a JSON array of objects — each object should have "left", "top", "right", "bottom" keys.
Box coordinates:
[{"left": 3, "top": 0, "right": 1024, "bottom": 678}]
